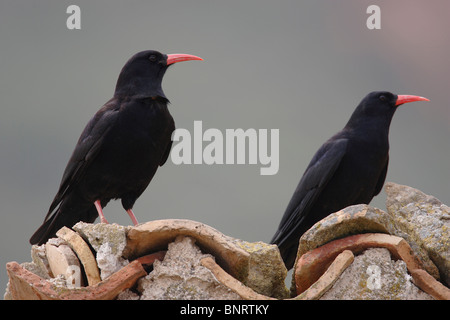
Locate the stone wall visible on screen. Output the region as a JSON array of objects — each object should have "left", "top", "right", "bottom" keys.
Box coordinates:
[{"left": 4, "top": 182, "right": 450, "bottom": 300}]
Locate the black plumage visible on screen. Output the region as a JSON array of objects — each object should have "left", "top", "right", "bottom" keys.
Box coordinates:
[
  {"left": 270, "top": 91, "right": 429, "bottom": 269},
  {"left": 30, "top": 50, "right": 202, "bottom": 245}
]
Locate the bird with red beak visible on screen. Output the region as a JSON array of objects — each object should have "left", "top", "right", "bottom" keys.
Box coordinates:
[
  {"left": 30, "top": 50, "right": 203, "bottom": 245},
  {"left": 271, "top": 91, "right": 429, "bottom": 269},
  {"left": 395, "top": 94, "right": 430, "bottom": 106}
]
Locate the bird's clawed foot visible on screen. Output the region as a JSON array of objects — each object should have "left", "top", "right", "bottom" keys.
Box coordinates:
[
  {"left": 94, "top": 200, "right": 139, "bottom": 226},
  {"left": 126, "top": 209, "right": 139, "bottom": 226},
  {"left": 94, "top": 200, "right": 109, "bottom": 224}
]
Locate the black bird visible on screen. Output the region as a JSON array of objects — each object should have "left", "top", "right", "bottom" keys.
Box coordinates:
[
  {"left": 30, "top": 50, "right": 202, "bottom": 245},
  {"left": 270, "top": 91, "right": 429, "bottom": 269}
]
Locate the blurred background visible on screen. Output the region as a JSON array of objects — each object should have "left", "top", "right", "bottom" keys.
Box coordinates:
[{"left": 1, "top": 0, "right": 449, "bottom": 292}]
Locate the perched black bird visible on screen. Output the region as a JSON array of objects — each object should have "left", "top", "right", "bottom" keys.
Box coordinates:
[
  {"left": 271, "top": 91, "right": 429, "bottom": 269},
  {"left": 30, "top": 50, "right": 202, "bottom": 245}
]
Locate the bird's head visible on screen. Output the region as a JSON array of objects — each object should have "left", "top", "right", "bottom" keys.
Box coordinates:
[
  {"left": 347, "top": 91, "right": 429, "bottom": 128},
  {"left": 114, "top": 50, "right": 203, "bottom": 99}
]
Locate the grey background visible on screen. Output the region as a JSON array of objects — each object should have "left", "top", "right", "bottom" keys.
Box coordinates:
[{"left": 1, "top": 1, "right": 449, "bottom": 293}]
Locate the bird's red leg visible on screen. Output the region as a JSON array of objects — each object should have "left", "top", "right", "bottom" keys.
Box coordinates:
[
  {"left": 126, "top": 209, "right": 139, "bottom": 226},
  {"left": 94, "top": 200, "right": 109, "bottom": 224}
]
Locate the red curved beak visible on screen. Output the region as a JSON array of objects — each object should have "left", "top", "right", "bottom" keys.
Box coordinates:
[
  {"left": 395, "top": 95, "right": 430, "bottom": 106},
  {"left": 166, "top": 53, "right": 203, "bottom": 66}
]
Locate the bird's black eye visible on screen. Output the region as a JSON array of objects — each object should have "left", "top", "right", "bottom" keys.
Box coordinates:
[
  {"left": 379, "top": 95, "right": 387, "bottom": 102},
  {"left": 148, "top": 55, "right": 157, "bottom": 62}
]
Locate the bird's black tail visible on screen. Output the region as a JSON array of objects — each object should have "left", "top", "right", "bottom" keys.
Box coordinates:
[
  {"left": 271, "top": 228, "right": 299, "bottom": 270},
  {"left": 273, "top": 241, "right": 297, "bottom": 270},
  {"left": 29, "top": 201, "right": 97, "bottom": 245},
  {"left": 29, "top": 210, "right": 62, "bottom": 245}
]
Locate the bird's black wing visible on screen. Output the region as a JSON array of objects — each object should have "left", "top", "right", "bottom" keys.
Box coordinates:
[
  {"left": 159, "top": 139, "right": 173, "bottom": 166},
  {"left": 373, "top": 154, "right": 389, "bottom": 197},
  {"left": 159, "top": 118, "right": 175, "bottom": 166},
  {"left": 44, "top": 99, "right": 120, "bottom": 221},
  {"left": 271, "top": 138, "right": 348, "bottom": 245}
]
